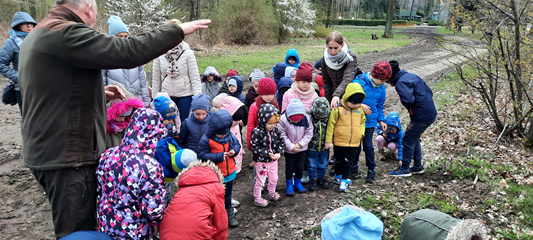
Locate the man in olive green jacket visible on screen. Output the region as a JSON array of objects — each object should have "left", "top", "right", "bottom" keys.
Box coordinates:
[{"left": 18, "top": 0, "right": 209, "bottom": 238}]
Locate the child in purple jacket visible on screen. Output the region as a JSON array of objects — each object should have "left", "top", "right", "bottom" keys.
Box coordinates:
[{"left": 278, "top": 99, "right": 313, "bottom": 196}]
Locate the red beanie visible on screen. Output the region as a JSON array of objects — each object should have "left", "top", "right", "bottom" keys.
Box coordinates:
[
  {"left": 294, "top": 62, "right": 313, "bottom": 82},
  {"left": 258, "top": 78, "right": 277, "bottom": 95},
  {"left": 371, "top": 61, "right": 392, "bottom": 81},
  {"left": 226, "top": 69, "right": 239, "bottom": 78}
]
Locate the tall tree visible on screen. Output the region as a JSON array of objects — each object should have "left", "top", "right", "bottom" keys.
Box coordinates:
[
  {"left": 325, "top": 0, "right": 333, "bottom": 27},
  {"left": 383, "top": 0, "right": 395, "bottom": 38},
  {"left": 408, "top": 0, "right": 415, "bottom": 20}
]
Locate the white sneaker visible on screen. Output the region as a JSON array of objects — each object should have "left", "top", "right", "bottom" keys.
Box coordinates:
[
  {"left": 234, "top": 208, "right": 238, "bottom": 214},
  {"left": 231, "top": 198, "right": 240, "bottom": 208},
  {"left": 339, "top": 180, "right": 349, "bottom": 192}
]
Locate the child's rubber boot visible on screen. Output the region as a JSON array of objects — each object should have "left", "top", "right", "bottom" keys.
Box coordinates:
[
  {"left": 302, "top": 170, "right": 310, "bottom": 183},
  {"left": 334, "top": 174, "right": 342, "bottom": 185},
  {"left": 339, "top": 179, "right": 350, "bottom": 192},
  {"left": 286, "top": 179, "right": 294, "bottom": 196},
  {"left": 227, "top": 207, "right": 239, "bottom": 227},
  {"left": 294, "top": 178, "right": 307, "bottom": 193},
  {"left": 317, "top": 178, "right": 330, "bottom": 189},
  {"left": 378, "top": 150, "right": 386, "bottom": 161}
]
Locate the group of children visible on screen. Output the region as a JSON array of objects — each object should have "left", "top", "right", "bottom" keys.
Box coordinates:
[{"left": 95, "top": 48, "right": 407, "bottom": 239}]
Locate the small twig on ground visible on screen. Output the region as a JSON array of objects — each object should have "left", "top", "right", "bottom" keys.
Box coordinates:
[{"left": 471, "top": 174, "right": 479, "bottom": 189}]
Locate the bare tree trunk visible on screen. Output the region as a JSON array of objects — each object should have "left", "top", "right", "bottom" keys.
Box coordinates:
[
  {"left": 408, "top": 0, "right": 415, "bottom": 21},
  {"left": 383, "top": 0, "right": 395, "bottom": 38},
  {"left": 326, "top": 0, "right": 334, "bottom": 27},
  {"left": 349, "top": 0, "right": 353, "bottom": 18},
  {"left": 189, "top": 0, "right": 196, "bottom": 21}
]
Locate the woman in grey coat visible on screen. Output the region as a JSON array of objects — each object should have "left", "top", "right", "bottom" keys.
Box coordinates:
[
  {"left": 0, "top": 12, "right": 37, "bottom": 112},
  {"left": 102, "top": 16, "right": 151, "bottom": 106}
]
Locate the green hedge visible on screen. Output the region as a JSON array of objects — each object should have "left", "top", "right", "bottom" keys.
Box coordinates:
[{"left": 320, "top": 19, "right": 409, "bottom": 26}]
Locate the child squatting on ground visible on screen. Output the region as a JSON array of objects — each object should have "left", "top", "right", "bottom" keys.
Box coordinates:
[
  {"left": 250, "top": 103, "right": 285, "bottom": 207},
  {"left": 198, "top": 109, "right": 241, "bottom": 228},
  {"left": 325, "top": 83, "right": 366, "bottom": 192},
  {"left": 278, "top": 99, "right": 314, "bottom": 196},
  {"left": 96, "top": 108, "right": 167, "bottom": 239},
  {"left": 306, "top": 97, "right": 332, "bottom": 191},
  {"left": 376, "top": 112, "right": 405, "bottom": 163}
]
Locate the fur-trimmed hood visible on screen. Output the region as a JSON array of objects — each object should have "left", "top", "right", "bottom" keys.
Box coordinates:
[
  {"left": 174, "top": 161, "right": 225, "bottom": 191},
  {"left": 445, "top": 219, "right": 488, "bottom": 240}
]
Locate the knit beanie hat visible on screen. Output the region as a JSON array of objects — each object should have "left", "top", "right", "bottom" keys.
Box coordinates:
[
  {"left": 388, "top": 60, "right": 400, "bottom": 82},
  {"left": 107, "top": 16, "right": 129, "bottom": 36},
  {"left": 226, "top": 69, "right": 239, "bottom": 78},
  {"left": 232, "top": 107, "right": 246, "bottom": 121},
  {"left": 228, "top": 79, "right": 237, "bottom": 87},
  {"left": 154, "top": 96, "right": 178, "bottom": 120},
  {"left": 314, "top": 58, "right": 322, "bottom": 70},
  {"left": 258, "top": 78, "right": 277, "bottom": 95},
  {"left": 371, "top": 61, "right": 392, "bottom": 81},
  {"left": 267, "top": 114, "right": 280, "bottom": 124},
  {"left": 250, "top": 68, "right": 265, "bottom": 83},
  {"left": 173, "top": 149, "right": 198, "bottom": 172},
  {"left": 286, "top": 99, "right": 306, "bottom": 118},
  {"left": 294, "top": 62, "right": 313, "bottom": 82},
  {"left": 347, "top": 93, "right": 365, "bottom": 104},
  {"left": 191, "top": 93, "right": 210, "bottom": 112}
]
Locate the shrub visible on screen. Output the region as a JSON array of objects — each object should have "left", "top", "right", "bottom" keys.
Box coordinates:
[
  {"left": 209, "top": 0, "right": 278, "bottom": 45},
  {"left": 428, "top": 19, "right": 440, "bottom": 26},
  {"left": 312, "top": 24, "right": 331, "bottom": 38}
]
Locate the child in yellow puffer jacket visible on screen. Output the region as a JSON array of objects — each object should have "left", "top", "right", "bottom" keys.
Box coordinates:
[{"left": 325, "top": 83, "right": 366, "bottom": 192}]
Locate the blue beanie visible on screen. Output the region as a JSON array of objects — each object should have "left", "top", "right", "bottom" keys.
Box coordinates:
[
  {"left": 286, "top": 99, "right": 306, "bottom": 117},
  {"left": 172, "top": 149, "right": 198, "bottom": 172},
  {"left": 315, "top": 58, "right": 323, "bottom": 70},
  {"left": 191, "top": 93, "right": 210, "bottom": 112},
  {"left": 154, "top": 96, "right": 177, "bottom": 120},
  {"left": 107, "top": 16, "right": 129, "bottom": 36}
]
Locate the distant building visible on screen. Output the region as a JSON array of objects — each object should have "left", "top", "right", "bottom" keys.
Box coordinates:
[
  {"left": 395, "top": 11, "right": 423, "bottom": 20},
  {"left": 433, "top": 3, "right": 451, "bottom": 23}
]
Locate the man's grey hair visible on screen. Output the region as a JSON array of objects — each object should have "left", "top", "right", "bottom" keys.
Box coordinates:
[{"left": 56, "top": 0, "right": 96, "bottom": 9}]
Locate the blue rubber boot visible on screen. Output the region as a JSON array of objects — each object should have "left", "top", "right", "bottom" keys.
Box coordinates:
[
  {"left": 294, "top": 178, "right": 307, "bottom": 193},
  {"left": 286, "top": 179, "right": 294, "bottom": 196}
]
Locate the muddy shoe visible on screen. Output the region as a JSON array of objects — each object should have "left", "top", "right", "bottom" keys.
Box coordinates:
[
  {"left": 254, "top": 198, "right": 269, "bottom": 207},
  {"left": 378, "top": 150, "right": 386, "bottom": 161},
  {"left": 269, "top": 192, "right": 281, "bottom": 201},
  {"left": 365, "top": 170, "right": 376, "bottom": 183},
  {"left": 329, "top": 166, "right": 335, "bottom": 176},
  {"left": 317, "top": 178, "right": 330, "bottom": 189},
  {"left": 410, "top": 166, "right": 425, "bottom": 175},
  {"left": 349, "top": 171, "right": 360, "bottom": 179},
  {"left": 228, "top": 208, "right": 239, "bottom": 227},
  {"left": 308, "top": 179, "right": 317, "bottom": 191}
]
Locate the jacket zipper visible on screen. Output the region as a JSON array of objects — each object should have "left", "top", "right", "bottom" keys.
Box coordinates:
[
  {"left": 318, "top": 120, "right": 322, "bottom": 151},
  {"left": 268, "top": 131, "right": 273, "bottom": 162},
  {"left": 349, "top": 108, "right": 353, "bottom": 147},
  {"left": 222, "top": 144, "right": 229, "bottom": 176}
]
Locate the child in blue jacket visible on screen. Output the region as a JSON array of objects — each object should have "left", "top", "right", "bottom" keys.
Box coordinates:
[
  {"left": 179, "top": 93, "right": 211, "bottom": 153},
  {"left": 376, "top": 112, "right": 404, "bottom": 162}
]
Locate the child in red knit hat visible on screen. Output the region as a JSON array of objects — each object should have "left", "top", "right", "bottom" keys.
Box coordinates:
[
  {"left": 246, "top": 78, "right": 279, "bottom": 168},
  {"left": 282, "top": 62, "right": 318, "bottom": 113}
]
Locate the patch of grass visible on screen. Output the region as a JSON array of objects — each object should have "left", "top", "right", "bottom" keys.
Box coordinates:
[
  {"left": 413, "top": 192, "right": 456, "bottom": 213},
  {"left": 506, "top": 183, "right": 533, "bottom": 227},
  {"left": 432, "top": 66, "right": 471, "bottom": 110},
  {"left": 427, "top": 155, "right": 500, "bottom": 182},
  {"left": 194, "top": 26, "right": 414, "bottom": 75},
  {"left": 302, "top": 225, "right": 322, "bottom": 239},
  {"left": 497, "top": 229, "right": 533, "bottom": 240},
  {"left": 437, "top": 26, "right": 455, "bottom": 35}
]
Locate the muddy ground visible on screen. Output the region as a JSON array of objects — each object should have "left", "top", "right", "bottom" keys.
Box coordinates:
[{"left": 0, "top": 27, "right": 480, "bottom": 239}]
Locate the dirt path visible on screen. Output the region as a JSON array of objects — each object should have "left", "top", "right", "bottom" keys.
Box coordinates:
[{"left": 0, "top": 26, "right": 475, "bottom": 239}]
